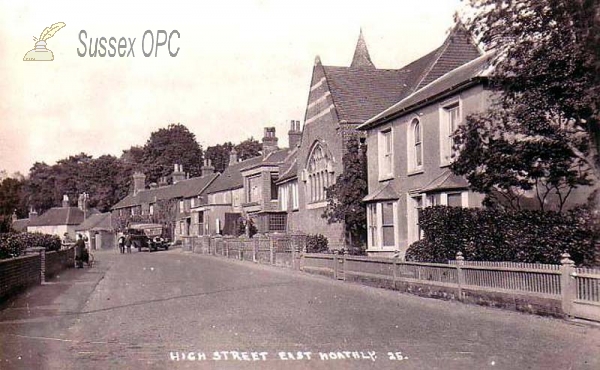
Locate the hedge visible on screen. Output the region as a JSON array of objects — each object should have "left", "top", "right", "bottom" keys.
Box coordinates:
[
  {"left": 0, "top": 232, "right": 61, "bottom": 259},
  {"left": 405, "top": 206, "right": 598, "bottom": 266},
  {"left": 306, "top": 234, "right": 329, "bottom": 253}
]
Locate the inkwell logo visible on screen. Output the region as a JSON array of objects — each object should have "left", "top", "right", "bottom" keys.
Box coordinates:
[{"left": 23, "top": 22, "right": 66, "bottom": 61}]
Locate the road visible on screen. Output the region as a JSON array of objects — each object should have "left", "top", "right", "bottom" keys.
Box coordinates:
[{"left": 0, "top": 249, "right": 599, "bottom": 369}]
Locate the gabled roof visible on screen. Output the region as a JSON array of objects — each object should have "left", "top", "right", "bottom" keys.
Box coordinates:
[
  {"left": 421, "top": 169, "right": 469, "bottom": 193},
  {"left": 276, "top": 152, "right": 298, "bottom": 184},
  {"left": 112, "top": 173, "right": 219, "bottom": 209},
  {"left": 239, "top": 148, "right": 295, "bottom": 172},
  {"left": 359, "top": 52, "right": 493, "bottom": 130},
  {"left": 363, "top": 182, "right": 401, "bottom": 202},
  {"left": 29, "top": 207, "right": 99, "bottom": 227},
  {"left": 415, "top": 23, "right": 482, "bottom": 90},
  {"left": 11, "top": 218, "right": 30, "bottom": 232},
  {"left": 75, "top": 212, "right": 113, "bottom": 231},
  {"left": 319, "top": 23, "right": 482, "bottom": 125},
  {"left": 205, "top": 155, "right": 264, "bottom": 194}
]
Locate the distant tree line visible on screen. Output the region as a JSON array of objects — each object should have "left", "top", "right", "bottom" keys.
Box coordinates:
[{"left": 0, "top": 123, "right": 262, "bottom": 231}]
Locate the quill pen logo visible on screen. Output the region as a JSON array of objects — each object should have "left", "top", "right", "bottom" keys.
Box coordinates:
[{"left": 23, "top": 22, "right": 66, "bottom": 61}]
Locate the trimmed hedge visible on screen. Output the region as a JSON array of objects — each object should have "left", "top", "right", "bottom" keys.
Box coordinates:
[
  {"left": 0, "top": 232, "right": 61, "bottom": 259},
  {"left": 405, "top": 206, "right": 598, "bottom": 266}
]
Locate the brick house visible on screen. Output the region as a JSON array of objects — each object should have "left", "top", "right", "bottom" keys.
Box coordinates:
[
  {"left": 111, "top": 164, "right": 218, "bottom": 241},
  {"left": 282, "top": 25, "right": 481, "bottom": 249},
  {"left": 357, "top": 52, "right": 493, "bottom": 257},
  {"left": 27, "top": 195, "right": 99, "bottom": 239}
]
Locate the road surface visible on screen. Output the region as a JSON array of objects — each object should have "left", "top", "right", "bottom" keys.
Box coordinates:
[{"left": 1, "top": 249, "right": 599, "bottom": 369}]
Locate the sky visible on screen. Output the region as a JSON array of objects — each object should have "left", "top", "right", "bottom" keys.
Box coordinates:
[{"left": 0, "top": 0, "right": 464, "bottom": 176}]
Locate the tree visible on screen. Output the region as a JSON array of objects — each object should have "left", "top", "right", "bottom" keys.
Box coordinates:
[
  {"left": 0, "top": 177, "right": 27, "bottom": 232},
  {"left": 234, "top": 137, "right": 262, "bottom": 161},
  {"left": 205, "top": 142, "right": 234, "bottom": 173},
  {"left": 453, "top": 0, "right": 600, "bottom": 211},
  {"left": 322, "top": 137, "right": 368, "bottom": 250},
  {"left": 141, "top": 124, "right": 204, "bottom": 184}
]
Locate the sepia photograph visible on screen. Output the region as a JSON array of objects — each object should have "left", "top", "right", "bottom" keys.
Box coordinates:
[{"left": 0, "top": 0, "right": 599, "bottom": 368}]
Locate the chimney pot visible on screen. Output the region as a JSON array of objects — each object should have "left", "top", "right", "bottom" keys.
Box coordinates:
[
  {"left": 62, "top": 194, "right": 69, "bottom": 208},
  {"left": 262, "top": 126, "right": 279, "bottom": 157}
]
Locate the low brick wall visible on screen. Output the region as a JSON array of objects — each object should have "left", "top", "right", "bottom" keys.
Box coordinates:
[
  {"left": 0, "top": 254, "right": 41, "bottom": 303},
  {"left": 46, "top": 248, "right": 75, "bottom": 279}
]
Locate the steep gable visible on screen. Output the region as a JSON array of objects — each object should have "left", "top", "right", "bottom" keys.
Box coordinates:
[{"left": 415, "top": 23, "right": 482, "bottom": 90}]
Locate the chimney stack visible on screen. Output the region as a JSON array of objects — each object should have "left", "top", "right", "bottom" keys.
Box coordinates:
[
  {"left": 262, "top": 127, "right": 278, "bottom": 157},
  {"left": 62, "top": 194, "right": 69, "bottom": 208},
  {"left": 201, "top": 159, "right": 215, "bottom": 176},
  {"left": 158, "top": 176, "right": 168, "bottom": 187},
  {"left": 11, "top": 211, "right": 18, "bottom": 223},
  {"left": 28, "top": 207, "right": 38, "bottom": 220},
  {"left": 229, "top": 148, "right": 238, "bottom": 165},
  {"left": 77, "top": 193, "right": 88, "bottom": 211},
  {"left": 172, "top": 164, "right": 186, "bottom": 184},
  {"left": 133, "top": 172, "right": 146, "bottom": 195},
  {"left": 288, "top": 120, "right": 302, "bottom": 149}
]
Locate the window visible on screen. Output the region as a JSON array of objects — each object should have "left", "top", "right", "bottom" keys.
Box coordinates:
[
  {"left": 447, "top": 192, "right": 463, "bottom": 207},
  {"left": 247, "top": 175, "right": 261, "bottom": 203},
  {"left": 269, "top": 213, "right": 286, "bottom": 232},
  {"left": 367, "top": 201, "right": 397, "bottom": 250},
  {"left": 367, "top": 204, "right": 378, "bottom": 248},
  {"left": 408, "top": 195, "right": 424, "bottom": 244},
  {"left": 306, "top": 143, "right": 333, "bottom": 203},
  {"left": 279, "top": 185, "right": 289, "bottom": 211},
  {"left": 149, "top": 205, "right": 154, "bottom": 215},
  {"left": 379, "top": 129, "right": 393, "bottom": 179},
  {"left": 440, "top": 101, "right": 461, "bottom": 165},
  {"left": 382, "top": 202, "right": 395, "bottom": 247},
  {"left": 179, "top": 200, "right": 184, "bottom": 212},
  {"left": 291, "top": 181, "right": 299, "bottom": 210},
  {"left": 407, "top": 118, "right": 423, "bottom": 172},
  {"left": 270, "top": 175, "right": 278, "bottom": 200}
]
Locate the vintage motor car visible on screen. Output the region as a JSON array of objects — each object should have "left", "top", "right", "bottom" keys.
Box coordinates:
[{"left": 126, "top": 223, "right": 170, "bottom": 252}]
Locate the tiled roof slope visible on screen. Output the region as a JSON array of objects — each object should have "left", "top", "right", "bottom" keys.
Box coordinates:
[
  {"left": 323, "top": 67, "right": 412, "bottom": 124},
  {"left": 416, "top": 24, "right": 482, "bottom": 90},
  {"left": 29, "top": 207, "right": 99, "bottom": 227},
  {"left": 205, "top": 156, "right": 263, "bottom": 194},
  {"left": 75, "top": 212, "right": 113, "bottom": 231},
  {"left": 360, "top": 52, "right": 493, "bottom": 129},
  {"left": 112, "top": 173, "right": 219, "bottom": 209},
  {"left": 276, "top": 152, "right": 298, "bottom": 183},
  {"left": 11, "top": 218, "right": 30, "bottom": 232},
  {"left": 321, "top": 23, "right": 481, "bottom": 125}
]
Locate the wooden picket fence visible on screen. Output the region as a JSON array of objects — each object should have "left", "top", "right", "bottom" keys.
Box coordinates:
[{"left": 183, "top": 234, "right": 600, "bottom": 322}]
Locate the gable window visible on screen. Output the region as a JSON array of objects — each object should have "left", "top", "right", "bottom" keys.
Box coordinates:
[
  {"left": 367, "top": 201, "right": 398, "bottom": 250},
  {"left": 407, "top": 118, "right": 423, "bottom": 173},
  {"left": 440, "top": 100, "right": 461, "bottom": 166},
  {"left": 378, "top": 129, "right": 393, "bottom": 180},
  {"left": 247, "top": 175, "right": 261, "bottom": 203},
  {"left": 306, "top": 143, "right": 333, "bottom": 203}
]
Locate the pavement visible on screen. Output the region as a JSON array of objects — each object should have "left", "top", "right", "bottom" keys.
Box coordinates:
[{"left": 0, "top": 248, "right": 599, "bottom": 370}]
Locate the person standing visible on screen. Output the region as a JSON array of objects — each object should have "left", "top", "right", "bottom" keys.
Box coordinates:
[
  {"left": 125, "top": 234, "right": 132, "bottom": 254},
  {"left": 75, "top": 234, "right": 85, "bottom": 268},
  {"left": 118, "top": 235, "right": 125, "bottom": 254}
]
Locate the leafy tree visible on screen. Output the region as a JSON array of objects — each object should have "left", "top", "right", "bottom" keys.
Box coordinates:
[
  {"left": 141, "top": 124, "right": 204, "bottom": 184},
  {"left": 453, "top": 0, "right": 600, "bottom": 211},
  {"left": 205, "top": 142, "right": 234, "bottom": 173},
  {"left": 322, "top": 137, "right": 368, "bottom": 250},
  {"left": 0, "top": 177, "right": 27, "bottom": 232},
  {"left": 25, "top": 162, "right": 60, "bottom": 213},
  {"left": 234, "top": 137, "right": 262, "bottom": 161}
]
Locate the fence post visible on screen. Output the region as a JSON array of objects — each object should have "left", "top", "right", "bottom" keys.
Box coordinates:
[
  {"left": 225, "top": 239, "right": 229, "bottom": 258},
  {"left": 333, "top": 251, "right": 339, "bottom": 280},
  {"left": 342, "top": 249, "right": 348, "bottom": 281},
  {"left": 39, "top": 248, "right": 46, "bottom": 284},
  {"left": 456, "top": 251, "right": 465, "bottom": 301},
  {"left": 253, "top": 236, "right": 259, "bottom": 263},
  {"left": 560, "top": 252, "right": 576, "bottom": 317},
  {"left": 269, "top": 238, "right": 275, "bottom": 265},
  {"left": 393, "top": 251, "right": 400, "bottom": 289}
]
